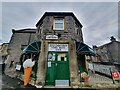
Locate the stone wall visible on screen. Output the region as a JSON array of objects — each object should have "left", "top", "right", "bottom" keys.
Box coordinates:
[
  {"left": 0, "top": 43, "right": 8, "bottom": 64},
  {"left": 0, "top": 43, "right": 8, "bottom": 56},
  {"left": 37, "top": 16, "right": 83, "bottom": 42},
  {"left": 95, "top": 41, "right": 120, "bottom": 64},
  {"left": 35, "top": 14, "right": 83, "bottom": 87},
  {"left": 5, "top": 32, "right": 37, "bottom": 77},
  {"left": 36, "top": 40, "right": 79, "bottom": 87},
  {"left": 106, "top": 41, "right": 120, "bottom": 64},
  {"left": 36, "top": 40, "right": 46, "bottom": 86}
]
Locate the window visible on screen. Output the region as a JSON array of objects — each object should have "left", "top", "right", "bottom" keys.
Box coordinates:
[
  {"left": 57, "top": 54, "right": 67, "bottom": 61},
  {"left": 37, "top": 22, "right": 43, "bottom": 34},
  {"left": 61, "top": 57, "right": 65, "bottom": 61},
  {"left": 75, "top": 23, "right": 79, "bottom": 35},
  {"left": 21, "top": 45, "right": 27, "bottom": 50},
  {"left": 53, "top": 18, "right": 64, "bottom": 30}
]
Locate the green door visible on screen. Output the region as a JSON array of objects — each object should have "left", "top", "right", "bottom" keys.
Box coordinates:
[
  {"left": 45, "top": 52, "right": 56, "bottom": 86},
  {"left": 56, "top": 53, "right": 70, "bottom": 80},
  {"left": 45, "top": 52, "right": 70, "bottom": 86}
]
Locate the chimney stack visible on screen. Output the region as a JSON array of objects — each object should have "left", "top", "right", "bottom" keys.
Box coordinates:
[{"left": 110, "top": 36, "right": 116, "bottom": 42}]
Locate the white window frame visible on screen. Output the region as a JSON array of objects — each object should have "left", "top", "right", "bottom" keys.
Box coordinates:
[{"left": 53, "top": 18, "right": 64, "bottom": 30}]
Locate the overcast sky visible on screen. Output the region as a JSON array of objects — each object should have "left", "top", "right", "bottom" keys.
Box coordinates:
[{"left": 1, "top": 1, "right": 119, "bottom": 47}]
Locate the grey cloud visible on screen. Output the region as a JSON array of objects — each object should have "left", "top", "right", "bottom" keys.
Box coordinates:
[
  {"left": 79, "top": 2, "right": 118, "bottom": 46},
  {"left": 1, "top": 0, "right": 119, "bottom": 2},
  {"left": 2, "top": 2, "right": 118, "bottom": 47},
  {"left": 0, "top": 2, "right": 2, "bottom": 42}
]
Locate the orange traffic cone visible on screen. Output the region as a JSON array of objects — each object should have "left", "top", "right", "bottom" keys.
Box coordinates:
[{"left": 24, "top": 67, "right": 32, "bottom": 86}]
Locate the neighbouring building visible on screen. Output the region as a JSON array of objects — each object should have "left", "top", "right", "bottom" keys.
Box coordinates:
[
  {"left": 0, "top": 43, "right": 9, "bottom": 74},
  {"left": 94, "top": 36, "right": 120, "bottom": 64},
  {"left": 5, "top": 28, "right": 37, "bottom": 77},
  {"left": 93, "top": 36, "right": 120, "bottom": 70},
  {"left": 0, "top": 43, "right": 9, "bottom": 64},
  {"left": 4, "top": 12, "right": 95, "bottom": 87}
]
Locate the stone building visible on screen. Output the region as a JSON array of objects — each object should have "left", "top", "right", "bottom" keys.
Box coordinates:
[
  {"left": 36, "top": 12, "right": 83, "bottom": 42},
  {"left": 35, "top": 12, "right": 84, "bottom": 87},
  {"left": 0, "top": 43, "right": 9, "bottom": 64},
  {"left": 5, "top": 12, "right": 95, "bottom": 87},
  {"left": 93, "top": 36, "right": 120, "bottom": 64},
  {"left": 0, "top": 43, "right": 9, "bottom": 74},
  {"left": 93, "top": 36, "right": 120, "bottom": 69},
  {"left": 5, "top": 28, "right": 37, "bottom": 77}
]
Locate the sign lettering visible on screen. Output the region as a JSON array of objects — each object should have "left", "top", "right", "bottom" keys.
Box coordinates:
[
  {"left": 46, "top": 35, "right": 58, "bottom": 39},
  {"left": 48, "top": 44, "right": 68, "bottom": 51}
]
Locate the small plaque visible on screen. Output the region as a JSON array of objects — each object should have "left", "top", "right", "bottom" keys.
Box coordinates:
[
  {"left": 46, "top": 35, "right": 58, "bottom": 39},
  {"left": 48, "top": 62, "right": 51, "bottom": 67},
  {"left": 16, "top": 64, "right": 21, "bottom": 70}
]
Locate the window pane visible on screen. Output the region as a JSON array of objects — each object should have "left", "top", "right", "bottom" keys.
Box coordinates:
[
  {"left": 55, "top": 23, "right": 63, "bottom": 29},
  {"left": 54, "top": 18, "right": 64, "bottom": 30},
  {"left": 55, "top": 18, "right": 64, "bottom": 22}
]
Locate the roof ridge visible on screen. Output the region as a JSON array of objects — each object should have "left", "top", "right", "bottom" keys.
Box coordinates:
[
  {"left": 97, "top": 40, "right": 120, "bottom": 48},
  {"left": 12, "top": 28, "right": 36, "bottom": 33}
]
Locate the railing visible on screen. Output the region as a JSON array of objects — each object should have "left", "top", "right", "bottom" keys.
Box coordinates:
[{"left": 92, "top": 63, "right": 116, "bottom": 76}]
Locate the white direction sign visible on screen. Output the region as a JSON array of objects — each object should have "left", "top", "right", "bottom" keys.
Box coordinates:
[{"left": 48, "top": 44, "right": 68, "bottom": 52}]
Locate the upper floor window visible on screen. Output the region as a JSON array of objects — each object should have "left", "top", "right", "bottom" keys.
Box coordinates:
[
  {"left": 38, "top": 22, "right": 43, "bottom": 34},
  {"left": 75, "top": 23, "right": 79, "bottom": 35},
  {"left": 21, "top": 45, "right": 27, "bottom": 50},
  {"left": 53, "top": 18, "right": 64, "bottom": 30}
]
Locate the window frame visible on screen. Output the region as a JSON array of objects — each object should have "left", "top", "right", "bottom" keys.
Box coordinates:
[
  {"left": 53, "top": 17, "right": 64, "bottom": 30},
  {"left": 21, "top": 45, "right": 27, "bottom": 50},
  {"left": 75, "top": 22, "right": 80, "bottom": 35}
]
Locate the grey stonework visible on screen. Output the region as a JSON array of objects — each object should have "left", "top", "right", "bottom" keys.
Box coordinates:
[
  {"left": 37, "top": 16, "right": 83, "bottom": 42},
  {"left": 5, "top": 29, "right": 37, "bottom": 77},
  {"left": 35, "top": 13, "right": 83, "bottom": 86},
  {"left": 7, "top": 32, "right": 36, "bottom": 62},
  {"left": 94, "top": 40, "right": 120, "bottom": 64},
  {"left": 5, "top": 12, "right": 84, "bottom": 87},
  {"left": 35, "top": 40, "right": 80, "bottom": 87},
  {"left": 0, "top": 43, "right": 8, "bottom": 64}
]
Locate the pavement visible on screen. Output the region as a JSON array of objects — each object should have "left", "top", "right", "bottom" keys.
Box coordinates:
[
  {"left": 0, "top": 64, "right": 120, "bottom": 89},
  {"left": 1, "top": 73, "right": 120, "bottom": 90},
  {"left": 88, "top": 71, "right": 120, "bottom": 89},
  {"left": 2, "top": 74, "right": 36, "bottom": 89},
  {"left": 0, "top": 64, "right": 36, "bottom": 90},
  {"left": 88, "top": 71, "right": 113, "bottom": 84}
]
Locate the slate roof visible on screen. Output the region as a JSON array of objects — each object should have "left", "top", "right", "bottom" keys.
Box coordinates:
[
  {"left": 12, "top": 28, "right": 36, "bottom": 33},
  {"left": 97, "top": 41, "right": 120, "bottom": 49}
]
